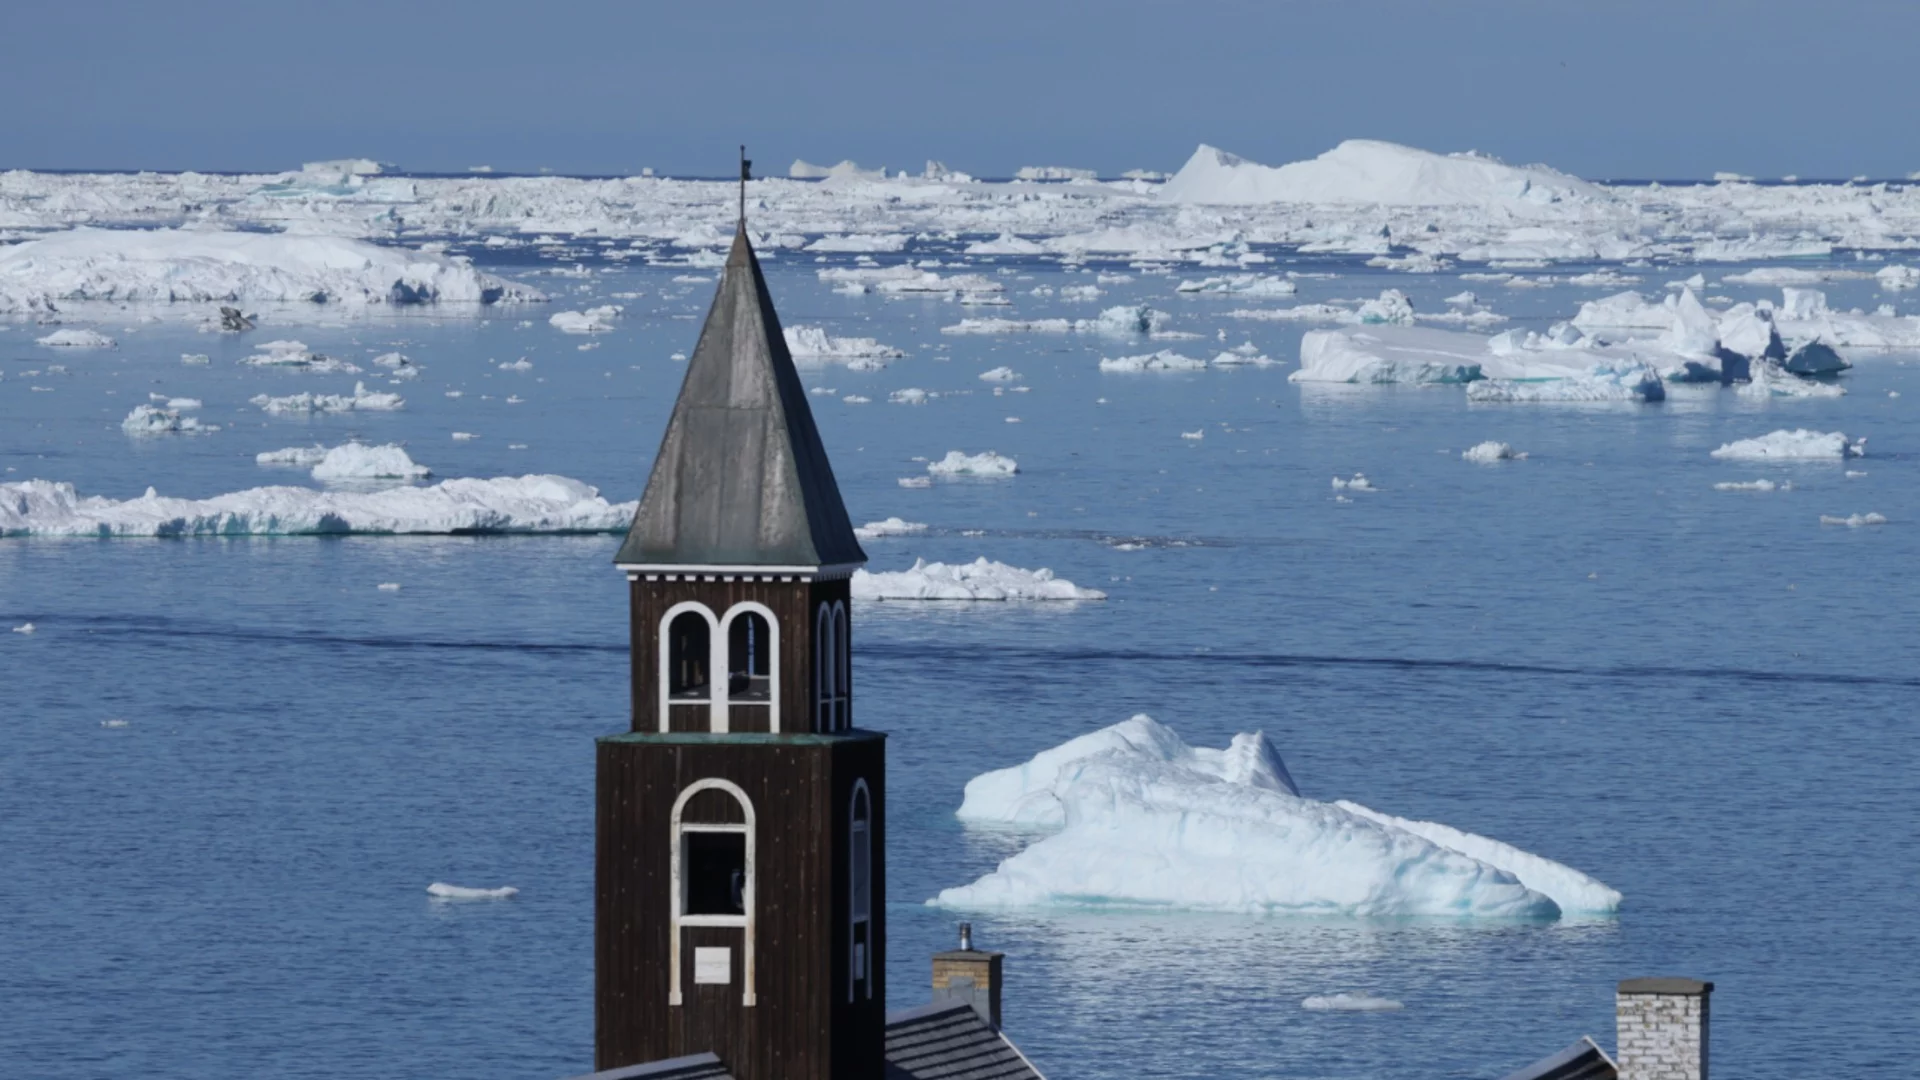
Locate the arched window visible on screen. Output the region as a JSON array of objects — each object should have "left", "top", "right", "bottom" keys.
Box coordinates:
[
  {"left": 670, "top": 779, "right": 756, "bottom": 1008},
  {"left": 848, "top": 780, "right": 872, "bottom": 1001},
  {"left": 720, "top": 602, "right": 780, "bottom": 733},
  {"left": 658, "top": 603, "right": 720, "bottom": 733},
  {"left": 832, "top": 601, "right": 850, "bottom": 731},
  {"left": 815, "top": 602, "right": 835, "bottom": 733}
]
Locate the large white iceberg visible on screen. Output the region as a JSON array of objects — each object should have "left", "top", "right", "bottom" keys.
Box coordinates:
[
  {"left": 933, "top": 716, "right": 1620, "bottom": 918},
  {"left": 783, "top": 326, "right": 905, "bottom": 367},
  {"left": 308, "top": 443, "right": 432, "bottom": 482},
  {"left": 1292, "top": 327, "right": 1484, "bottom": 384},
  {"left": 852, "top": 558, "right": 1104, "bottom": 602},
  {"left": 0, "top": 476, "right": 635, "bottom": 537},
  {"left": 0, "top": 227, "right": 541, "bottom": 313},
  {"left": 1159, "top": 141, "right": 1605, "bottom": 207}
]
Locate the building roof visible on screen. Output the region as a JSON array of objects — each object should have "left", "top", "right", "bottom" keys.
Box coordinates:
[
  {"left": 884, "top": 1001, "right": 1046, "bottom": 1080},
  {"left": 615, "top": 225, "right": 866, "bottom": 570},
  {"left": 1495, "top": 1036, "right": 1617, "bottom": 1080},
  {"left": 562, "top": 1051, "right": 735, "bottom": 1080}
]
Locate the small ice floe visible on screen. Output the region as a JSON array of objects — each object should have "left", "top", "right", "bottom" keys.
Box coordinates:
[
  {"left": 1180, "top": 430, "right": 1204, "bottom": 440},
  {"left": 1099, "top": 350, "right": 1206, "bottom": 372},
  {"left": 372, "top": 352, "right": 413, "bottom": 369},
  {"left": 452, "top": 432, "right": 478, "bottom": 441},
  {"left": 783, "top": 326, "right": 904, "bottom": 368},
  {"left": 122, "top": 405, "right": 218, "bottom": 435},
  {"left": 897, "top": 476, "right": 932, "bottom": 489},
  {"left": 550, "top": 305, "right": 621, "bottom": 333},
  {"left": 1302, "top": 993, "right": 1405, "bottom": 1013},
  {"left": 1331, "top": 474, "right": 1375, "bottom": 491},
  {"left": 150, "top": 394, "right": 203, "bottom": 409},
  {"left": 1710, "top": 430, "right": 1864, "bottom": 461},
  {"left": 11, "top": 622, "right": 34, "bottom": 634},
  {"left": 1846, "top": 470, "right": 1867, "bottom": 478},
  {"left": 36, "top": 328, "right": 116, "bottom": 348},
  {"left": 251, "top": 382, "right": 403, "bottom": 414},
  {"left": 505, "top": 395, "right": 524, "bottom": 404},
  {"left": 310, "top": 443, "right": 432, "bottom": 482},
  {"left": 843, "top": 395, "right": 872, "bottom": 404},
  {"left": 1714, "top": 479, "right": 1789, "bottom": 492},
  {"left": 810, "top": 387, "right": 837, "bottom": 395},
  {"left": 889, "top": 388, "right": 931, "bottom": 405},
  {"left": 100, "top": 718, "right": 130, "bottom": 728},
  {"left": 256, "top": 445, "right": 329, "bottom": 467},
  {"left": 978, "top": 366, "right": 1020, "bottom": 381},
  {"left": 1462, "top": 441, "right": 1526, "bottom": 464},
  {"left": 853, "top": 558, "right": 1105, "bottom": 602},
  {"left": 377, "top": 582, "right": 402, "bottom": 591},
  {"left": 499, "top": 358, "right": 533, "bottom": 371},
  {"left": 181, "top": 353, "right": 211, "bottom": 365},
  {"left": 928, "top": 451, "right": 1018, "bottom": 478},
  {"left": 1820, "top": 513, "right": 1887, "bottom": 528},
  {"left": 427, "top": 882, "right": 518, "bottom": 900},
  {"left": 242, "top": 340, "right": 359, "bottom": 373},
  {"left": 854, "top": 517, "right": 928, "bottom": 539},
  {"left": 931, "top": 714, "right": 1618, "bottom": 918}
]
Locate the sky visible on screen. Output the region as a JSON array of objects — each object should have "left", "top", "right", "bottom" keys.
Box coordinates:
[{"left": 4, "top": 0, "right": 1917, "bottom": 181}]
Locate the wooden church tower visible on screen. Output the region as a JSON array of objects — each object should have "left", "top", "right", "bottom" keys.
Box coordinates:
[{"left": 595, "top": 213, "right": 885, "bottom": 1080}]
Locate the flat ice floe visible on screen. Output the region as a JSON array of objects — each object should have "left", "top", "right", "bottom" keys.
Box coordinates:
[
  {"left": 0, "top": 227, "right": 541, "bottom": 314},
  {"left": 308, "top": 443, "right": 432, "bottom": 482},
  {"left": 251, "top": 382, "right": 404, "bottom": 414},
  {"left": 122, "top": 405, "right": 218, "bottom": 435},
  {"left": 1819, "top": 513, "right": 1887, "bottom": 528},
  {"left": 853, "top": 517, "right": 927, "bottom": 539},
  {"left": 927, "top": 451, "right": 1018, "bottom": 477},
  {"left": 1710, "top": 430, "right": 1864, "bottom": 461},
  {"left": 549, "top": 305, "right": 621, "bottom": 333},
  {"left": 36, "top": 328, "right": 117, "bottom": 348},
  {"left": 426, "top": 883, "right": 518, "bottom": 900},
  {"left": 852, "top": 558, "right": 1105, "bottom": 602},
  {"left": 933, "top": 715, "right": 1619, "bottom": 918},
  {"left": 1302, "top": 993, "right": 1404, "bottom": 1013},
  {"left": 0, "top": 475, "right": 635, "bottom": 537},
  {"left": 943, "top": 305, "right": 1180, "bottom": 336}
]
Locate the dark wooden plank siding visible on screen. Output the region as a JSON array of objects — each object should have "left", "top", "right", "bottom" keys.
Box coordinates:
[{"left": 597, "top": 733, "right": 886, "bottom": 1080}]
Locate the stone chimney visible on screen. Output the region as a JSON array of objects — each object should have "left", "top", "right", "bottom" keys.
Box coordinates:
[
  {"left": 1616, "top": 978, "right": 1713, "bottom": 1080},
  {"left": 932, "top": 922, "right": 1004, "bottom": 1030}
]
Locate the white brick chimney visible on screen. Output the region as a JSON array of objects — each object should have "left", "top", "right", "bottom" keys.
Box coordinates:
[{"left": 1616, "top": 978, "right": 1713, "bottom": 1080}]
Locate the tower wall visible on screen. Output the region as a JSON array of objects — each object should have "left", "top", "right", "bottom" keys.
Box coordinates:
[{"left": 595, "top": 731, "right": 886, "bottom": 1080}]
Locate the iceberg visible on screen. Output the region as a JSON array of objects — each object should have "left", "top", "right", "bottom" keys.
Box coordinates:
[
  {"left": 121, "top": 405, "right": 217, "bottom": 435},
  {"left": 549, "top": 305, "right": 621, "bottom": 333},
  {"left": 934, "top": 716, "right": 1619, "bottom": 918},
  {"left": 0, "top": 475, "right": 636, "bottom": 537},
  {"left": 36, "top": 328, "right": 116, "bottom": 348},
  {"left": 251, "top": 382, "right": 403, "bottom": 414},
  {"left": 1098, "top": 350, "right": 1207, "bottom": 372},
  {"left": 1461, "top": 441, "right": 1526, "bottom": 463},
  {"left": 256, "top": 445, "right": 329, "bottom": 467},
  {"left": 308, "top": 443, "right": 432, "bottom": 482},
  {"left": 1711, "top": 430, "right": 1864, "bottom": 461},
  {"left": 1291, "top": 327, "right": 1484, "bottom": 384},
  {"left": 0, "top": 227, "right": 541, "bottom": 314},
  {"left": 853, "top": 517, "right": 927, "bottom": 540},
  {"left": 1159, "top": 141, "right": 1605, "bottom": 207},
  {"left": 1819, "top": 513, "right": 1887, "bottom": 528},
  {"left": 853, "top": 558, "right": 1104, "bottom": 602},
  {"left": 927, "top": 451, "right": 1018, "bottom": 477},
  {"left": 783, "top": 326, "right": 905, "bottom": 367},
  {"left": 1466, "top": 363, "right": 1665, "bottom": 403}
]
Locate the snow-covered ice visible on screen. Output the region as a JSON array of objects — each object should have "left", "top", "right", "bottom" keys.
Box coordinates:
[
  {"left": 1159, "top": 141, "right": 1604, "bottom": 207},
  {"left": 308, "top": 443, "right": 432, "bottom": 482},
  {"left": 1302, "top": 994, "right": 1405, "bottom": 1013},
  {"left": 1462, "top": 441, "right": 1526, "bottom": 463},
  {"left": 36, "top": 328, "right": 115, "bottom": 348},
  {"left": 121, "top": 405, "right": 217, "bottom": 435},
  {"left": 927, "top": 451, "right": 1018, "bottom": 478},
  {"left": 0, "top": 476, "right": 635, "bottom": 537},
  {"left": 549, "top": 305, "right": 621, "bottom": 333},
  {"left": 853, "top": 517, "right": 927, "bottom": 540},
  {"left": 256, "top": 446, "right": 329, "bottom": 467},
  {"left": 251, "top": 382, "right": 404, "bottom": 414},
  {"left": 426, "top": 883, "right": 519, "bottom": 900},
  {"left": 783, "top": 326, "right": 905, "bottom": 367},
  {"left": 933, "top": 715, "right": 1619, "bottom": 918},
  {"left": 1099, "top": 350, "right": 1208, "bottom": 372},
  {"left": 1820, "top": 513, "right": 1887, "bottom": 528},
  {"left": 1710, "top": 430, "right": 1864, "bottom": 461},
  {"left": 853, "top": 558, "right": 1104, "bottom": 602}
]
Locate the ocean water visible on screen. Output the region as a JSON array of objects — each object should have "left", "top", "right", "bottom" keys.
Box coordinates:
[{"left": 4, "top": 250, "right": 1918, "bottom": 1079}]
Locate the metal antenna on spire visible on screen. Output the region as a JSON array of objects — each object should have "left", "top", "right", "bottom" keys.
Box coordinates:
[{"left": 739, "top": 144, "right": 751, "bottom": 225}]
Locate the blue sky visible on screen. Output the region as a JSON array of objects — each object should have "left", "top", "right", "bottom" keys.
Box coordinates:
[{"left": 4, "top": 0, "right": 1915, "bottom": 180}]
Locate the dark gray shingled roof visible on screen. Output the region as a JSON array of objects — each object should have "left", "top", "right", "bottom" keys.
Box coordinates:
[
  {"left": 561, "top": 1051, "right": 735, "bottom": 1080},
  {"left": 615, "top": 225, "right": 867, "bottom": 569},
  {"left": 1495, "top": 1036, "right": 1617, "bottom": 1080},
  {"left": 883, "top": 1001, "right": 1046, "bottom": 1080}
]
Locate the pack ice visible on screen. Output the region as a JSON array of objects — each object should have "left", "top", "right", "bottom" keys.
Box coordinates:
[
  {"left": 0, "top": 476, "right": 635, "bottom": 537},
  {"left": 852, "top": 558, "right": 1105, "bottom": 602},
  {"left": 932, "top": 715, "right": 1620, "bottom": 918},
  {"left": 0, "top": 228, "right": 543, "bottom": 314}
]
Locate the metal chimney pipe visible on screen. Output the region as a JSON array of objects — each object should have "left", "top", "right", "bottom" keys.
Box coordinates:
[{"left": 958, "top": 922, "right": 973, "bottom": 952}]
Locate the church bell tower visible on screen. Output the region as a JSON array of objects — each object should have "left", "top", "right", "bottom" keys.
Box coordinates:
[{"left": 595, "top": 216, "right": 885, "bottom": 1080}]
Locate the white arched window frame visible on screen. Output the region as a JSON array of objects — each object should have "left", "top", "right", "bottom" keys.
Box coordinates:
[
  {"left": 669, "top": 778, "right": 756, "bottom": 1008},
  {"left": 815, "top": 602, "right": 835, "bottom": 733},
  {"left": 658, "top": 601, "right": 722, "bottom": 733},
  {"left": 719, "top": 601, "right": 781, "bottom": 734},
  {"left": 831, "top": 601, "right": 850, "bottom": 731},
  {"left": 848, "top": 779, "right": 872, "bottom": 1001}
]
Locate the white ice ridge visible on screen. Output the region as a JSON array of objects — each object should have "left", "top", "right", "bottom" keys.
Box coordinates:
[
  {"left": 1302, "top": 994, "right": 1405, "bottom": 1013},
  {"left": 853, "top": 517, "right": 927, "bottom": 539},
  {"left": 1710, "top": 430, "right": 1865, "bottom": 461},
  {"left": 933, "top": 715, "right": 1619, "bottom": 918},
  {"left": 0, "top": 228, "right": 542, "bottom": 314},
  {"left": 308, "top": 443, "right": 432, "bottom": 482},
  {"left": 852, "top": 558, "right": 1105, "bottom": 602},
  {"left": 0, "top": 476, "right": 636, "bottom": 537},
  {"left": 927, "top": 451, "right": 1019, "bottom": 478},
  {"left": 426, "top": 882, "right": 519, "bottom": 900},
  {"left": 1159, "top": 141, "right": 1604, "bottom": 207},
  {"left": 783, "top": 326, "right": 906, "bottom": 367}
]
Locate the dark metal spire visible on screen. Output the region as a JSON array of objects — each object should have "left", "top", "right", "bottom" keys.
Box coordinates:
[
  {"left": 615, "top": 222, "right": 865, "bottom": 570},
  {"left": 738, "top": 145, "right": 751, "bottom": 225}
]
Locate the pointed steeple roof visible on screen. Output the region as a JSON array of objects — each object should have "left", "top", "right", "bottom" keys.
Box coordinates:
[{"left": 616, "top": 226, "right": 867, "bottom": 570}]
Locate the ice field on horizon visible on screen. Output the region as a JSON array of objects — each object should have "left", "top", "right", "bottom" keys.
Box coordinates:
[{"left": 4, "top": 137, "right": 1920, "bottom": 1080}]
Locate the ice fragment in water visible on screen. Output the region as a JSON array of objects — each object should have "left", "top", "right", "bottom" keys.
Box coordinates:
[{"left": 427, "top": 883, "right": 518, "bottom": 900}]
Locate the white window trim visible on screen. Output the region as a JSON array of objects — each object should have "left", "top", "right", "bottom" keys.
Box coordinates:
[
  {"left": 669, "top": 778, "right": 756, "bottom": 1008},
  {"left": 658, "top": 601, "right": 723, "bottom": 733},
  {"left": 848, "top": 778, "right": 872, "bottom": 1002},
  {"left": 719, "top": 601, "right": 780, "bottom": 734}
]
